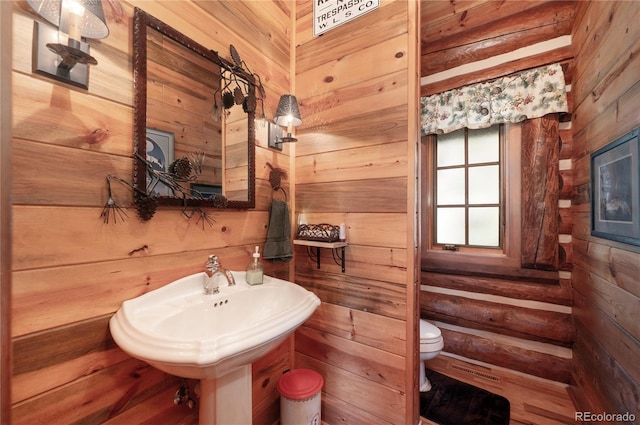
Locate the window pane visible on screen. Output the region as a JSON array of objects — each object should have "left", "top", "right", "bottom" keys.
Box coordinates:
[
  {"left": 468, "top": 207, "right": 499, "bottom": 246},
  {"left": 468, "top": 165, "right": 499, "bottom": 204},
  {"left": 437, "top": 207, "right": 465, "bottom": 244},
  {"left": 437, "top": 168, "right": 465, "bottom": 205},
  {"left": 468, "top": 126, "right": 499, "bottom": 164},
  {"left": 437, "top": 129, "right": 465, "bottom": 167}
]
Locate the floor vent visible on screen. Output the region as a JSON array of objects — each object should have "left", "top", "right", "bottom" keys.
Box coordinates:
[{"left": 450, "top": 363, "right": 501, "bottom": 383}]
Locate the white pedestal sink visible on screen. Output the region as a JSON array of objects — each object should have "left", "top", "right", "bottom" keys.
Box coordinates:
[{"left": 109, "top": 271, "right": 320, "bottom": 424}]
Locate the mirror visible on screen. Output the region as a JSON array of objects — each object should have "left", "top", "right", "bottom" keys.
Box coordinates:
[{"left": 133, "top": 8, "right": 255, "bottom": 210}]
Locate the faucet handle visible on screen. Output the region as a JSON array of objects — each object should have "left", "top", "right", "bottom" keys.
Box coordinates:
[{"left": 205, "top": 255, "right": 220, "bottom": 276}]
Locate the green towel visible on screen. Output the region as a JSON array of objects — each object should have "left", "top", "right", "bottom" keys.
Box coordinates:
[{"left": 263, "top": 200, "right": 293, "bottom": 262}]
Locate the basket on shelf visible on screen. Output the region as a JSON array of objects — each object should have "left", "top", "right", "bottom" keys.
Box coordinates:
[{"left": 295, "top": 223, "right": 340, "bottom": 242}]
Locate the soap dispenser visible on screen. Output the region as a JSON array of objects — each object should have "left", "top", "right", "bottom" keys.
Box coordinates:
[{"left": 246, "top": 246, "right": 264, "bottom": 285}]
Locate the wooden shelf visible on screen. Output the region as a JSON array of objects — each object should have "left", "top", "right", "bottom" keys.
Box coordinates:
[{"left": 293, "top": 240, "right": 347, "bottom": 272}]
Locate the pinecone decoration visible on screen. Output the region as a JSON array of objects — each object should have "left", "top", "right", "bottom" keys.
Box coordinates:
[
  {"left": 169, "top": 157, "right": 193, "bottom": 180},
  {"left": 242, "top": 94, "right": 256, "bottom": 113},
  {"left": 266, "top": 162, "right": 288, "bottom": 189},
  {"left": 135, "top": 195, "right": 157, "bottom": 221},
  {"left": 222, "top": 91, "right": 235, "bottom": 109},
  {"left": 211, "top": 194, "right": 228, "bottom": 209},
  {"left": 234, "top": 87, "right": 244, "bottom": 105}
]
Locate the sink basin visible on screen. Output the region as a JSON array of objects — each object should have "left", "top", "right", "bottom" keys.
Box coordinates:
[{"left": 109, "top": 271, "right": 320, "bottom": 380}]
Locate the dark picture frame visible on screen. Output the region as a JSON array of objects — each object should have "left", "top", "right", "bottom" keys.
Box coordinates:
[
  {"left": 590, "top": 128, "right": 640, "bottom": 246},
  {"left": 145, "top": 127, "right": 175, "bottom": 197}
]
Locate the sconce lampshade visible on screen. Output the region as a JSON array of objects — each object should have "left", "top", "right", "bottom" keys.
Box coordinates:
[
  {"left": 27, "top": 0, "right": 109, "bottom": 39},
  {"left": 273, "top": 94, "right": 302, "bottom": 127}
]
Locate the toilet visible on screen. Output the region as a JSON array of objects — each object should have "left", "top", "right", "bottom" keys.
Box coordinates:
[{"left": 419, "top": 319, "right": 444, "bottom": 392}]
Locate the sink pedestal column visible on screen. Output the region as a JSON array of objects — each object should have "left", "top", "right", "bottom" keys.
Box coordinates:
[{"left": 199, "top": 365, "right": 252, "bottom": 425}]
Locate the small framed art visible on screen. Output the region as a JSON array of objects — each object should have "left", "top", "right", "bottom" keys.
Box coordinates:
[
  {"left": 591, "top": 128, "right": 640, "bottom": 246},
  {"left": 145, "top": 128, "right": 175, "bottom": 196}
]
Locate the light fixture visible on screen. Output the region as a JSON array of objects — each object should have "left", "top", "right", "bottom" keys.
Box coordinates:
[
  {"left": 27, "top": 0, "right": 109, "bottom": 89},
  {"left": 269, "top": 94, "right": 302, "bottom": 149}
]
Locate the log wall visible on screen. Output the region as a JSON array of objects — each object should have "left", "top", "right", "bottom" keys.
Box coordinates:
[
  {"left": 293, "top": 0, "right": 420, "bottom": 422},
  {"left": 569, "top": 0, "right": 640, "bottom": 416},
  {"left": 11, "top": 1, "right": 292, "bottom": 423},
  {"left": 420, "top": 0, "right": 577, "bottom": 385}
]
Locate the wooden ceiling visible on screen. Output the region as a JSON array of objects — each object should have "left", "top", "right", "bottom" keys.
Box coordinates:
[{"left": 420, "top": 1, "right": 578, "bottom": 93}]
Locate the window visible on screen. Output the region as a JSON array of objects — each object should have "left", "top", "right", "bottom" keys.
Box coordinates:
[
  {"left": 434, "top": 126, "right": 503, "bottom": 250},
  {"left": 421, "top": 124, "right": 523, "bottom": 274}
]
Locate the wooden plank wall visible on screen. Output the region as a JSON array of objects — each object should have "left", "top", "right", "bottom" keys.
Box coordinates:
[
  {"left": 569, "top": 1, "right": 640, "bottom": 416},
  {"left": 1, "top": 2, "right": 13, "bottom": 421},
  {"left": 10, "top": 0, "right": 293, "bottom": 423},
  {"left": 293, "top": 0, "right": 419, "bottom": 423},
  {"left": 419, "top": 0, "right": 577, "bottom": 385}
]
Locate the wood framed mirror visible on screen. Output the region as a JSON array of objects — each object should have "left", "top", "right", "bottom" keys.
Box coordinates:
[{"left": 133, "top": 8, "right": 255, "bottom": 210}]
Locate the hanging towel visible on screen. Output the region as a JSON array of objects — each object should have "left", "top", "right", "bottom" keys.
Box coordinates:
[{"left": 263, "top": 199, "right": 293, "bottom": 262}]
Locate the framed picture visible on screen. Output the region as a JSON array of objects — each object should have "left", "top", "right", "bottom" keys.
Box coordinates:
[
  {"left": 146, "top": 128, "right": 175, "bottom": 196},
  {"left": 190, "top": 183, "right": 222, "bottom": 199},
  {"left": 591, "top": 128, "right": 640, "bottom": 246}
]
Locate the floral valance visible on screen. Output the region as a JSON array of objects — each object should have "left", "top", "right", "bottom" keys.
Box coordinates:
[{"left": 420, "top": 63, "right": 568, "bottom": 135}]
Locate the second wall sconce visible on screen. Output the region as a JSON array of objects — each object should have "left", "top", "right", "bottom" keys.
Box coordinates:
[
  {"left": 269, "top": 94, "right": 302, "bottom": 150},
  {"left": 27, "top": 0, "right": 109, "bottom": 89}
]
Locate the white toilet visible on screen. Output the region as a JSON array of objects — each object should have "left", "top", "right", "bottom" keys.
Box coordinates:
[{"left": 419, "top": 319, "right": 444, "bottom": 392}]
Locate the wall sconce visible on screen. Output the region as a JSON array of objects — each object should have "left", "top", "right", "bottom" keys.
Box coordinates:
[
  {"left": 269, "top": 94, "right": 302, "bottom": 150},
  {"left": 27, "top": 0, "right": 109, "bottom": 89}
]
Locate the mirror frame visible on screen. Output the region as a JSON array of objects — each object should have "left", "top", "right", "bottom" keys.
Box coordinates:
[{"left": 133, "top": 7, "right": 256, "bottom": 209}]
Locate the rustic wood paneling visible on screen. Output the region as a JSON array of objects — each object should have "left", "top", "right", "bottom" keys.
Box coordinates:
[
  {"left": 569, "top": 0, "right": 640, "bottom": 415},
  {"left": 295, "top": 141, "right": 409, "bottom": 184},
  {"left": 296, "top": 326, "right": 405, "bottom": 392},
  {"left": 572, "top": 264, "right": 640, "bottom": 344},
  {"left": 12, "top": 72, "right": 133, "bottom": 156},
  {"left": 11, "top": 0, "right": 293, "bottom": 423},
  {"left": 302, "top": 302, "right": 407, "bottom": 357},
  {"left": 12, "top": 139, "right": 132, "bottom": 207},
  {"left": 573, "top": 290, "right": 640, "bottom": 388},
  {"left": 13, "top": 316, "right": 115, "bottom": 376},
  {"left": 297, "top": 270, "right": 406, "bottom": 321},
  {"left": 251, "top": 337, "right": 292, "bottom": 425},
  {"left": 300, "top": 71, "right": 408, "bottom": 131},
  {"left": 294, "top": 2, "right": 417, "bottom": 419},
  {"left": 102, "top": 386, "right": 198, "bottom": 424},
  {"left": 12, "top": 357, "right": 178, "bottom": 424},
  {"left": 295, "top": 353, "right": 405, "bottom": 425},
  {"left": 12, "top": 206, "right": 269, "bottom": 271},
  {"left": 297, "top": 179, "right": 408, "bottom": 213},
  {"left": 295, "top": 105, "right": 408, "bottom": 156},
  {"left": 1, "top": 2, "right": 12, "bottom": 420}
]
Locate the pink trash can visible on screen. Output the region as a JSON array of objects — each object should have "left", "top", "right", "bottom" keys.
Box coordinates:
[{"left": 277, "top": 369, "right": 324, "bottom": 425}]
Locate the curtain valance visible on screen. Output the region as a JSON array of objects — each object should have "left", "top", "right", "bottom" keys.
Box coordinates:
[{"left": 420, "top": 63, "right": 568, "bottom": 135}]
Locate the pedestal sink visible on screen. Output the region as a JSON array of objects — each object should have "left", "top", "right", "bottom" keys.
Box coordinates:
[{"left": 109, "top": 271, "right": 320, "bottom": 424}]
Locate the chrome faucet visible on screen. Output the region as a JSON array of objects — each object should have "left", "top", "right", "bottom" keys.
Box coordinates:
[{"left": 203, "top": 255, "right": 236, "bottom": 295}]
